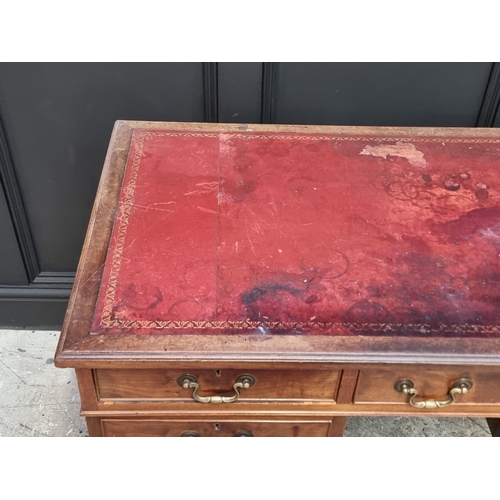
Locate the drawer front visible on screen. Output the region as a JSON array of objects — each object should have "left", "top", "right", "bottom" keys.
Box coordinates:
[
  {"left": 355, "top": 367, "right": 500, "bottom": 407},
  {"left": 101, "top": 418, "right": 332, "bottom": 437},
  {"left": 94, "top": 368, "right": 340, "bottom": 402}
]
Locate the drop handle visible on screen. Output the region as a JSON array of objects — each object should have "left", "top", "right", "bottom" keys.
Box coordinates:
[
  {"left": 177, "top": 374, "right": 256, "bottom": 404},
  {"left": 179, "top": 431, "right": 201, "bottom": 437},
  {"left": 233, "top": 430, "right": 254, "bottom": 437},
  {"left": 394, "top": 378, "right": 473, "bottom": 409}
]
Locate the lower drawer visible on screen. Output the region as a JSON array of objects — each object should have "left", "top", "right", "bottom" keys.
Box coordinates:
[
  {"left": 100, "top": 418, "right": 334, "bottom": 437},
  {"left": 355, "top": 366, "right": 500, "bottom": 408}
]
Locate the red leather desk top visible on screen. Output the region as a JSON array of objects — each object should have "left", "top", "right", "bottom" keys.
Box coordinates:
[{"left": 92, "top": 129, "right": 500, "bottom": 338}]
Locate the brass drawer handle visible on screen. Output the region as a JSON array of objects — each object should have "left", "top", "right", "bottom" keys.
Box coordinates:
[
  {"left": 394, "top": 378, "right": 473, "bottom": 409},
  {"left": 233, "top": 430, "right": 254, "bottom": 437},
  {"left": 177, "top": 374, "right": 256, "bottom": 404},
  {"left": 179, "top": 431, "right": 201, "bottom": 437},
  {"left": 179, "top": 430, "right": 254, "bottom": 437}
]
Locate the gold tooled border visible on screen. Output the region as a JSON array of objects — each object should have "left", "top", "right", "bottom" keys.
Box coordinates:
[{"left": 98, "top": 130, "right": 500, "bottom": 334}]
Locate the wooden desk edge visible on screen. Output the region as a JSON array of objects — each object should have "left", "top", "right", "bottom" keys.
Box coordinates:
[{"left": 55, "top": 121, "right": 500, "bottom": 368}]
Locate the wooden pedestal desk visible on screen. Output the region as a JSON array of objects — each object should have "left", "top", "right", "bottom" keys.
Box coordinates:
[{"left": 55, "top": 121, "right": 500, "bottom": 437}]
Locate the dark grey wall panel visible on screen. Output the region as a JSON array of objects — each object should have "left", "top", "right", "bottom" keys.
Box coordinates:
[
  {"left": 0, "top": 186, "right": 28, "bottom": 285},
  {"left": 0, "top": 298, "right": 67, "bottom": 330},
  {"left": 218, "top": 63, "right": 263, "bottom": 123},
  {"left": 0, "top": 63, "right": 204, "bottom": 272},
  {"left": 274, "top": 63, "right": 492, "bottom": 126},
  {"left": 0, "top": 62, "right": 497, "bottom": 330}
]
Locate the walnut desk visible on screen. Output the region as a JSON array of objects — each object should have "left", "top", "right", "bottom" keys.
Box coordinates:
[{"left": 55, "top": 121, "right": 500, "bottom": 437}]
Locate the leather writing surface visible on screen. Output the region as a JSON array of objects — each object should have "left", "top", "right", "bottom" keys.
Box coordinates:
[{"left": 92, "top": 130, "right": 500, "bottom": 337}]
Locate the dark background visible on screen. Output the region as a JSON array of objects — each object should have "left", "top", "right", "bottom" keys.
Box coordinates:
[{"left": 1, "top": 62, "right": 499, "bottom": 328}]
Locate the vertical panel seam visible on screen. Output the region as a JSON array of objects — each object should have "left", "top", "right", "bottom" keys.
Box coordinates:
[
  {"left": 203, "top": 62, "right": 219, "bottom": 123},
  {"left": 0, "top": 114, "right": 40, "bottom": 281},
  {"left": 476, "top": 62, "right": 500, "bottom": 127},
  {"left": 261, "top": 62, "right": 278, "bottom": 124}
]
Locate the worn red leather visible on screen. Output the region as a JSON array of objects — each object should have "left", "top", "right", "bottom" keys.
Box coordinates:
[{"left": 92, "top": 129, "right": 500, "bottom": 337}]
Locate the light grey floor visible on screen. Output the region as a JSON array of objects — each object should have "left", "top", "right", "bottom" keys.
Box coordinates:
[{"left": 0, "top": 329, "right": 491, "bottom": 437}]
